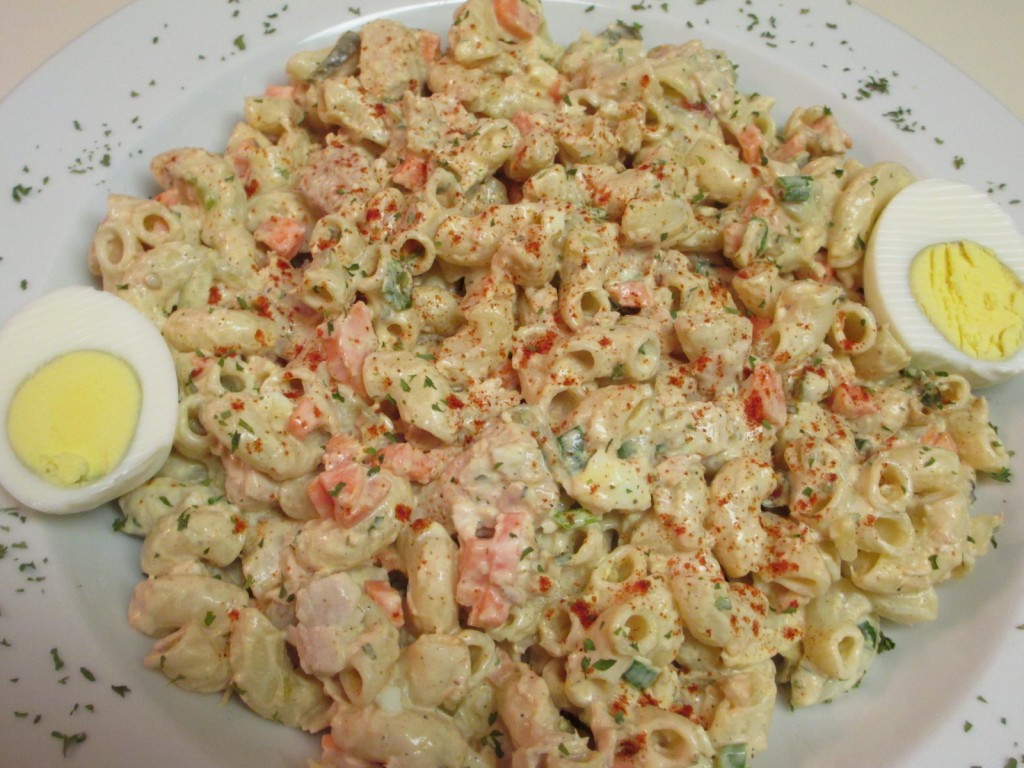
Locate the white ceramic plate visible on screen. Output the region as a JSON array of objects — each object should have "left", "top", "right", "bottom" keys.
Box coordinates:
[{"left": 1, "top": 1, "right": 1021, "bottom": 766}]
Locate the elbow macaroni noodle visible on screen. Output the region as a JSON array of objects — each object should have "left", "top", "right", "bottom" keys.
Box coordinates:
[{"left": 93, "top": 1, "right": 1007, "bottom": 765}]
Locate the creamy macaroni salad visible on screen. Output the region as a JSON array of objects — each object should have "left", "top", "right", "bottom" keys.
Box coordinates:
[{"left": 89, "top": 0, "right": 1007, "bottom": 765}]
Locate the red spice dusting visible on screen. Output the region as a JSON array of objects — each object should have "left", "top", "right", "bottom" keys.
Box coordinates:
[
  {"left": 744, "top": 391, "right": 767, "bottom": 426},
  {"left": 582, "top": 176, "right": 611, "bottom": 208},
  {"left": 569, "top": 599, "right": 598, "bottom": 628},
  {"left": 626, "top": 578, "right": 651, "bottom": 595},
  {"left": 659, "top": 513, "right": 689, "bottom": 538},
  {"left": 518, "top": 328, "right": 560, "bottom": 364},
  {"left": 365, "top": 424, "right": 390, "bottom": 440},
  {"left": 829, "top": 382, "right": 875, "bottom": 415},
  {"left": 252, "top": 295, "right": 272, "bottom": 318},
  {"left": 538, "top": 575, "right": 553, "bottom": 593},
  {"left": 764, "top": 558, "right": 799, "bottom": 578},
  {"left": 681, "top": 98, "right": 713, "bottom": 118},
  {"left": 692, "top": 354, "right": 711, "bottom": 372},
  {"left": 616, "top": 733, "right": 646, "bottom": 758},
  {"left": 230, "top": 399, "right": 245, "bottom": 411},
  {"left": 305, "top": 350, "right": 326, "bottom": 368},
  {"left": 366, "top": 208, "right": 382, "bottom": 221},
  {"left": 232, "top": 515, "right": 247, "bottom": 535},
  {"left": 395, "top": 504, "right": 412, "bottom": 523},
  {"left": 244, "top": 178, "right": 260, "bottom": 197},
  {"left": 791, "top": 495, "right": 817, "bottom": 517},
  {"left": 609, "top": 697, "right": 629, "bottom": 723},
  {"left": 208, "top": 285, "right": 223, "bottom": 305},
  {"left": 673, "top": 702, "right": 696, "bottom": 721},
  {"left": 446, "top": 394, "right": 466, "bottom": 410}
]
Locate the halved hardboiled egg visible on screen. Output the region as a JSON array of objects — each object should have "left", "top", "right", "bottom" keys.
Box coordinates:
[
  {"left": 864, "top": 178, "right": 1024, "bottom": 387},
  {"left": 0, "top": 286, "right": 177, "bottom": 514}
]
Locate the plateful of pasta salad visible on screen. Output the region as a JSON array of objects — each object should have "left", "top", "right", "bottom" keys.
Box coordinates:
[{"left": 87, "top": 0, "right": 1008, "bottom": 765}]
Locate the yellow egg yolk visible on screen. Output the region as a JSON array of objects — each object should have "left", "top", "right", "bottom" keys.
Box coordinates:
[
  {"left": 909, "top": 240, "right": 1024, "bottom": 361},
  {"left": 6, "top": 350, "right": 141, "bottom": 486}
]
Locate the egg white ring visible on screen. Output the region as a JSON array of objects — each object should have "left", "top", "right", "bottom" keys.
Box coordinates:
[
  {"left": 864, "top": 178, "right": 1024, "bottom": 387},
  {"left": 0, "top": 286, "right": 178, "bottom": 514}
]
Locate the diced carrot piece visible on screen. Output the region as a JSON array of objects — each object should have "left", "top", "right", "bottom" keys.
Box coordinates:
[
  {"left": 721, "top": 221, "right": 746, "bottom": 257},
  {"left": 773, "top": 133, "right": 807, "bottom": 163},
  {"left": 735, "top": 124, "right": 764, "bottom": 164},
  {"left": 264, "top": 84, "right": 295, "bottom": 99},
  {"left": 365, "top": 580, "right": 405, "bottom": 627},
  {"left": 511, "top": 110, "right": 539, "bottom": 136},
  {"left": 742, "top": 362, "right": 787, "bottom": 428},
  {"left": 154, "top": 188, "right": 181, "bottom": 207},
  {"left": 746, "top": 315, "right": 771, "bottom": 341},
  {"left": 493, "top": 0, "right": 542, "bottom": 39},
  {"left": 307, "top": 474, "right": 337, "bottom": 519},
  {"left": 548, "top": 77, "right": 565, "bottom": 102},
  {"left": 420, "top": 31, "right": 441, "bottom": 64},
  {"left": 828, "top": 382, "right": 878, "bottom": 418},
  {"left": 391, "top": 152, "right": 432, "bottom": 191},
  {"left": 254, "top": 216, "right": 305, "bottom": 260},
  {"left": 379, "top": 442, "right": 454, "bottom": 484},
  {"left": 921, "top": 426, "right": 957, "bottom": 452},
  {"left": 286, "top": 396, "right": 323, "bottom": 439},
  {"left": 325, "top": 301, "right": 377, "bottom": 399},
  {"left": 607, "top": 280, "right": 652, "bottom": 309},
  {"left": 307, "top": 458, "right": 390, "bottom": 529},
  {"left": 469, "top": 586, "right": 510, "bottom": 629}
]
